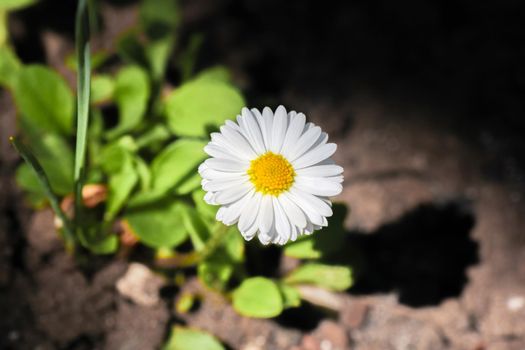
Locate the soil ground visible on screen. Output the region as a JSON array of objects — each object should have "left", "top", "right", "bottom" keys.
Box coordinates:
[{"left": 1, "top": 1, "right": 525, "bottom": 349}]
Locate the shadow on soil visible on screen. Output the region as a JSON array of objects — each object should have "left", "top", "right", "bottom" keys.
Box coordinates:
[{"left": 347, "top": 201, "right": 479, "bottom": 307}]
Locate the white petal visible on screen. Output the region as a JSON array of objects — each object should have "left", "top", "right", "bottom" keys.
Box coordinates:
[
  {"left": 296, "top": 164, "right": 343, "bottom": 177},
  {"left": 241, "top": 222, "right": 258, "bottom": 241},
  {"left": 220, "top": 190, "right": 254, "bottom": 225},
  {"left": 204, "top": 144, "right": 244, "bottom": 161},
  {"left": 214, "top": 183, "right": 252, "bottom": 205},
  {"left": 204, "top": 191, "right": 217, "bottom": 205},
  {"left": 293, "top": 143, "right": 337, "bottom": 169},
  {"left": 257, "top": 195, "right": 274, "bottom": 234},
  {"left": 258, "top": 231, "right": 272, "bottom": 245},
  {"left": 252, "top": 108, "right": 270, "bottom": 152},
  {"left": 273, "top": 196, "right": 291, "bottom": 244},
  {"left": 202, "top": 176, "right": 249, "bottom": 192},
  {"left": 288, "top": 126, "right": 322, "bottom": 161},
  {"left": 289, "top": 187, "right": 333, "bottom": 217},
  {"left": 204, "top": 158, "right": 248, "bottom": 172},
  {"left": 278, "top": 193, "right": 307, "bottom": 229},
  {"left": 288, "top": 188, "right": 329, "bottom": 226},
  {"left": 290, "top": 225, "right": 299, "bottom": 242},
  {"left": 262, "top": 107, "right": 274, "bottom": 151},
  {"left": 294, "top": 176, "right": 343, "bottom": 197},
  {"left": 281, "top": 113, "right": 306, "bottom": 158},
  {"left": 240, "top": 108, "right": 265, "bottom": 154},
  {"left": 270, "top": 105, "right": 288, "bottom": 153},
  {"left": 200, "top": 167, "right": 246, "bottom": 180},
  {"left": 225, "top": 119, "right": 242, "bottom": 133},
  {"left": 304, "top": 221, "right": 315, "bottom": 235},
  {"left": 220, "top": 125, "right": 257, "bottom": 159},
  {"left": 238, "top": 192, "right": 262, "bottom": 232},
  {"left": 211, "top": 133, "right": 251, "bottom": 160}
]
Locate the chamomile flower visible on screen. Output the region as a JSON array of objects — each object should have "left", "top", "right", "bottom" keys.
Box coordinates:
[{"left": 198, "top": 106, "right": 344, "bottom": 245}]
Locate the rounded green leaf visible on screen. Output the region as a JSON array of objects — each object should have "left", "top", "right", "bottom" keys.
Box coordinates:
[
  {"left": 279, "top": 284, "right": 301, "bottom": 308},
  {"left": 91, "top": 74, "right": 114, "bottom": 104},
  {"left": 125, "top": 199, "right": 187, "bottom": 248},
  {"left": 285, "top": 263, "right": 353, "bottom": 291},
  {"left": 1, "top": 0, "right": 36, "bottom": 10},
  {"left": 233, "top": 277, "right": 283, "bottom": 318},
  {"left": 165, "top": 79, "right": 245, "bottom": 136},
  {"left": 163, "top": 326, "right": 224, "bottom": 350},
  {"left": 13, "top": 65, "right": 74, "bottom": 134},
  {"left": 0, "top": 47, "right": 21, "bottom": 89},
  {"left": 106, "top": 65, "right": 150, "bottom": 139},
  {"left": 151, "top": 139, "right": 208, "bottom": 194}
]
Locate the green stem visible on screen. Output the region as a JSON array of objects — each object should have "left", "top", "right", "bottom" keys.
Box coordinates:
[
  {"left": 10, "top": 137, "right": 75, "bottom": 249},
  {"left": 155, "top": 223, "right": 231, "bottom": 269},
  {"left": 74, "top": 0, "right": 92, "bottom": 238}
]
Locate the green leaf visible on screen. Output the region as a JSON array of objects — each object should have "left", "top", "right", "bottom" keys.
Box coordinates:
[
  {"left": 179, "top": 33, "right": 203, "bottom": 81},
  {"left": 195, "top": 66, "right": 231, "bottom": 84},
  {"left": 135, "top": 124, "right": 170, "bottom": 150},
  {"left": 181, "top": 204, "right": 211, "bottom": 251},
  {"left": 106, "top": 65, "right": 150, "bottom": 139},
  {"left": 116, "top": 31, "right": 148, "bottom": 67},
  {"left": 15, "top": 163, "right": 46, "bottom": 206},
  {"left": 163, "top": 326, "right": 224, "bottom": 350},
  {"left": 74, "top": 0, "right": 92, "bottom": 244},
  {"left": 233, "top": 277, "right": 283, "bottom": 318},
  {"left": 0, "top": 10, "right": 7, "bottom": 48},
  {"left": 165, "top": 79, "right": 245, "bottom": 136},
  {"left": 151, "top": 139, "right": 208, "bottom": 194},
  {"left": 140, "top": 0, "right": 180, "bottom": 38},
  {"left": 86, "top": 234, "right": 119, "bottom": 254},
  {"left": 197, "top": 225, "right": 243, "bottom": 291},
  {"left": 10, "top": 137, "right": 75, "bottom": 246},
  {"left": 91, "top": 74, "right": 114, "bottom": 104},
  {"left": 0, "top": 0, "right": 36, "bottom": 11},
  {"left": 66, "top": 51, "right": 109, "bottom": 71},
  {"left": 106, "top": 160, "right": 138, "bottom": 221},
  {"left": 192, "top": 189, "right": 218, "bottom": 220},
  {"left": 278, "top": 283, "right": 301, "bottom": 308},
  {"left": 16, "top": 133, "right": 74, "bottom": 195},
  {"left": 198, "top": 259, "right": 234, "bottom": 291},
  {"left": 283, "top": 238, "right": 322, "bottom": 259},
  {"left": 13, "top": 65, "right": 74, "bottom": 134},
  {"left": 134, "top": 155, "right": 151, "bottom": 191},
  {"left": 0, "top": 46, "right": 21, "bottom": 89},
  {"left": 125, "top": 198, "right": 187, "bottom": 249},
  {"left": 223, "top": 226, "right": 244, "bottom": 263},
  {"left": 145, "top": 37, "right": 173, "bottom": 83},
  {"left": 99, "top": 141, "right": 140, "bottom": 221},
  {"left": 285, "top": 263, "right": 353, "bottom": 292}
]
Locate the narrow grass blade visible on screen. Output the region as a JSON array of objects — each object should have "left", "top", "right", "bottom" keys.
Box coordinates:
[
  {"left": 10, "top": 137, "right": 75, "bottom": 247},
  {"left": 74, "top": 0, "right": 92, "bottom": 234}
]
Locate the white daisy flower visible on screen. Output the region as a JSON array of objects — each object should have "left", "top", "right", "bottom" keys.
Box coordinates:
[{"left": 198, "top": 105, "right": 344, "bottom": 245}]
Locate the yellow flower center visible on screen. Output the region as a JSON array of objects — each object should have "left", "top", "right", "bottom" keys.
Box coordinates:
[{"left": 247, "top": 152, "right": 295, "bottom": 196}]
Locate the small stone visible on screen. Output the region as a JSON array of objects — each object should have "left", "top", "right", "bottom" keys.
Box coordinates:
[
  {"left": 116, "top": 263, "right": 164, "bottom": 306},
  {"left": 506, "top": 296, "right": 524, "bottom": 312},
  {"left": 313, "top": 320, "right": 349, "bottom": 350},
  {"left": 301, "top": 334, "right": 321, "bottom": 350},
  {"left": 341, "top": 299, "right": 369, "bottom": 329}
]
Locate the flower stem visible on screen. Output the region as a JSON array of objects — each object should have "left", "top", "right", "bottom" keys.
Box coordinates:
[{"left": 155, "top": 223, "right": 230, "bottom": 269}]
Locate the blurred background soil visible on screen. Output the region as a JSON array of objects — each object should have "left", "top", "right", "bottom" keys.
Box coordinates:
[{"left": 1, "top": 0, "right": 525, "bottom": 349}]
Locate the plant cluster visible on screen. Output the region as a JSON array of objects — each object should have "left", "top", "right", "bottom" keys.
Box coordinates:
[{"left": 1, "top": 0, "right": 353, "bottom": 347}]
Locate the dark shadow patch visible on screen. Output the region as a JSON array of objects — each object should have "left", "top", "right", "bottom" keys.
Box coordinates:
[
  {"left": 275, "top": 301, "right": 331, "bottom": 332},
  {"left": 244, "top": 243, "right": 282, "bottom": 278},
  {"left": 347, "top": 200, "right": 479, "bottom": 307}
]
